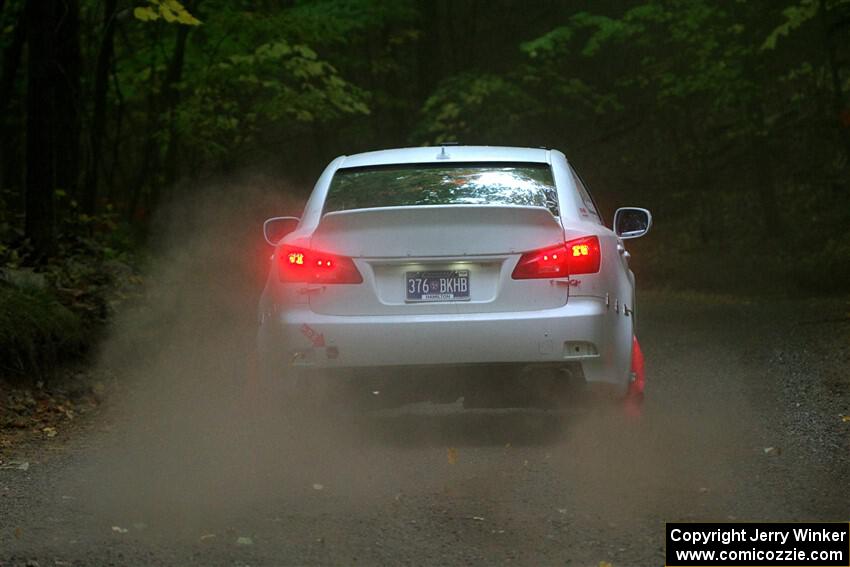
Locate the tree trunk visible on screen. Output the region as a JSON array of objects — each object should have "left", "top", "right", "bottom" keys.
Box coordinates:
[
  {"left": 158, "top": 21, "right": 192, "bottom": 199},
  {"left": 82, "top": 0, "right": 118, "bottom": 214},
  {"left": 54, "top": 0, "right": 81, "bottom": 200},
  {"left": 106, "top": 60, "right": 124, "bottom": 202},
  {"left": 127, "top": 28, "right": 162, "bottom": 222},
  {"left": 0, "top": 3, "right": 26, "bottom": 193},
  {"left": 24, "top": 0, "right": 57, "bottom": 260},
  {"left": 0, "top": 2, "right": 25, "bottom": 112},
  {"left": 819, "top": 0, "right": 850, "bottom": 163}
]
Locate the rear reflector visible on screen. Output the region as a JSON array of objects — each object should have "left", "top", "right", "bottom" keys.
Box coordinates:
[
  {"left": 511, "top": 235, "right": 600, "bottom": 279},
  {"left": 279, "top": 245, "right": 363, "bottom": 284}
]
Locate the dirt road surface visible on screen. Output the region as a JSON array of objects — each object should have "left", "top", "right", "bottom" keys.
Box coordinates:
[{"left": 2, "top": 295, "right": 849, "bottom": 566}]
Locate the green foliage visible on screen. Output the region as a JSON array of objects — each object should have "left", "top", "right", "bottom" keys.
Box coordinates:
[
  {"left": 0, "top": 0, "right": 25, "bottom": 49},
  {"left": 282, "top": 0, "right": 419, "bottom": 46},
  {"left": 761, "top": 0, "right": 819, "bottom": 50},
  {"left": 134, "top": 0, "right": 201, "bottom": 26},
  {"left": 521, "top": 5, "right": 668, "bottom": 58},
  {"left": 760, "top": 0, "right": 850, "bottom": 51},
  {"left": 428, "top": 0, "right": 850, "bottom": 294},
  {"left": 0, "top": 284, "right": 84, "bottom": 379},
  {"left": 111, "top": 0, "right": 385, "bottom": 170},
  {"left": 521, "top": 26, "right": 574, "bottom": 57},
  {"left": 522, "top": 1, "right": 754, "bottom": 109},
  {"left": 174, "top": 36, "right": 370, "bottom": 161},
  {"left": 0, "top": 191, "right": 143, "bottom": 380},
  {"left": 416, "top": 73, "right": 537, "bottom": 144}
]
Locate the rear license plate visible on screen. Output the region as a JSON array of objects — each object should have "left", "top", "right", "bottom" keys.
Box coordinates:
[{"left": 405, "top": 270, "right": 470, "bottom": 302}]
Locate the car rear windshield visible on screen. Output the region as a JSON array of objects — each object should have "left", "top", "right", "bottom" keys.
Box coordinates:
[{"left": 324, "top": 162, "right": 559, "bottom": 216}]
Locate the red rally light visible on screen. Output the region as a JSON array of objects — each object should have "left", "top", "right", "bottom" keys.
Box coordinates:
[
  {"left": 511, "top": 235, "right": 600, "bottom": 279},
  {"left": 279, "top": 246, "right": 363, "bottom": 284}
]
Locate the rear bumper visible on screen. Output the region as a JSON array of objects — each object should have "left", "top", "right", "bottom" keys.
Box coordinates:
[{"left": 259, "top": 297, "right": 622, "bottom": 386}]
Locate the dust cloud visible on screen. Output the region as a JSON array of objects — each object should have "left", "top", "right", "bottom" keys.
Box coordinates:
[
  {"left": 77, "top": 175, "right": 334, "bottom": 527},
  {"left": 69, "top": 175, "right": 759, "bottom": 546}
]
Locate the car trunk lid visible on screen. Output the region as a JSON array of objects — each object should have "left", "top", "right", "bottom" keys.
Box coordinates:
[{"left": 308, "top": 205, "right": 569, "bottom": 315}]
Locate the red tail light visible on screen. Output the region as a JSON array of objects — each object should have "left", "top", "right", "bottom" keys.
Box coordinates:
[
  {"left": 511, "top": 236, "right": 600, "bottom": 279},
  {"left": 278, "top": 246, "right": 363, "bottom": 284}
]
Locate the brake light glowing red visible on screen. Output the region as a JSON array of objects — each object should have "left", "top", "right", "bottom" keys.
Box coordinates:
[
  {"left": 511, "top": 236, "right": 600, "bottom": 279},
  {"left": 279, "top": 246, "right": 362, "bottom": 284}
]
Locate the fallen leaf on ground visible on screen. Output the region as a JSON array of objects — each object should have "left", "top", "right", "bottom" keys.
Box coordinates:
[
  {"left": 236, "top": 536, "right": 253, "bottom": 545},
  {"left": 599, "top": 562, "right": 613, "bottom": 567},
  {"left": 312, "top": 483, "right": 324, "bottom": 491},
  {"left": 199, "top": 533, "right": 216, "bottom": 542},
  {"left": 42, "top": 427, "right": 57, "bottom": 438},
  {"left": 763, "top": 446, "right": 781, "bottom": 456},
  {"left": 0, "top": 461, "right": 29, "bottom": 471},
  {"left": 14, "top": 527, "right": 22, "bottom": 539},
  {"left": 470, "top": 516, "right": 485, "bottom": 521},
  {"left": 447, "top": 448, "right": 458, "bottom": 465},
  {"left": 841, "top": 415, "right": 850, "bottom": 423},
  {"left": 111, "top": 526, "right": 128, "bottom": 534}
]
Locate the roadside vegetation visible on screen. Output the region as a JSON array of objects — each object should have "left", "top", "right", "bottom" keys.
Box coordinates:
[
  {"left": 1, "top": 0, "right": 848, "bottom": 384},
  {"left": 1, "top": 200, "right": 143, "bottom": 378}
]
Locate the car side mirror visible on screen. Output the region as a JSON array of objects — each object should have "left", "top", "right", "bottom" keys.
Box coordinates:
[
  {"left": 263, "top": 216, "right": 300, "bottom": 246},
  {"left": 613, "top": 207, "right": 652, "bottom": 239}
]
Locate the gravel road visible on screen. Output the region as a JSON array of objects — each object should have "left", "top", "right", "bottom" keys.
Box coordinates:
[{"left": 2, "top": 294, "right": 849, "bottom": 566}]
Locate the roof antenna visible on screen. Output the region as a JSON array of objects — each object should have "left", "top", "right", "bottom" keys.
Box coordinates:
[{"left": 437, "top": 145, "right": 450, "bottom": 160}]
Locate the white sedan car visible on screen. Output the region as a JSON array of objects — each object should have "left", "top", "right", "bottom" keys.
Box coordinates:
[{"left": 258, "top": 145, "right": 650, "bottom": 408}]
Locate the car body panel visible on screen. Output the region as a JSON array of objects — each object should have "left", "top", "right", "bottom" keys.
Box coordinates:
[
  {"left": 310, "top": 205, "right": 564, "bottom": 258},
  {"left": 258, "top": 297, "right": 620, "bottom": 385}
]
